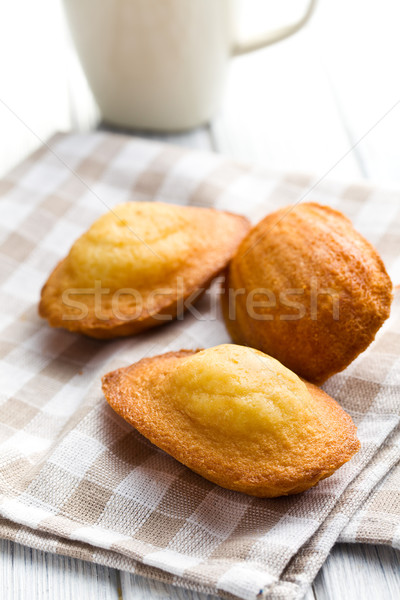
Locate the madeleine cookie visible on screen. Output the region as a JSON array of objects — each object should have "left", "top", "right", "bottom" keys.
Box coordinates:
[
  {"left": 222, "top": 203, "right": 393, "bottom": 384},
  {"left": 102, "top": 344, "right": 360, "bottom": 497},
  {"left": 39, "top": 202, "right": 249, "bottom": 338}
]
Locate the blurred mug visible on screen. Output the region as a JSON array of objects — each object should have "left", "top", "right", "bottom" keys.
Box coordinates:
[{"left": 63, "top": 0, "right": 316, "bottom": 131}]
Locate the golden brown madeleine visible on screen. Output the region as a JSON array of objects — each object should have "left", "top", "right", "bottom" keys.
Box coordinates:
[
  {"left": 222, "top": 203, "right": 393, "bottom": 384},
  {"left": 102, "top": 344, "right": 360, "bottom": 498},
  {"left": 39, "top": 202, "right": 249, "bottom": 338}
]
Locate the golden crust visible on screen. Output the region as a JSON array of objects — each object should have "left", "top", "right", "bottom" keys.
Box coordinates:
[
  {"left": 222, "top": 202, "right": 393, "bottom": 384},
  {"left": 39, "top": 202, "right": 250, "bottom": 338},
  {"left": 102, "top": 345, "right": 360, "bottom": 498}
]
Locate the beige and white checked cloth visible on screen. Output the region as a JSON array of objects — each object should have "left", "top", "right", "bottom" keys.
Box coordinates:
[{"left": 0, "top": 132, "right": 399, "bottom": 600}]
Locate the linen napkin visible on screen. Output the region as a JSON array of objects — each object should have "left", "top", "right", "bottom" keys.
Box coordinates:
[{"left": 0, "top": 132, "right": 399, "bottom": 600}]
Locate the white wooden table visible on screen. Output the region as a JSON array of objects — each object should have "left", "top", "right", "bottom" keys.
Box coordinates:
[{"left": 1, "top": 0, "right": 400, "bottom": 598}]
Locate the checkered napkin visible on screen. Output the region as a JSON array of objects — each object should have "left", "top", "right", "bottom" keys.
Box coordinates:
[{"left": 0, "top": 132, "right": 399, "bottom": 600}]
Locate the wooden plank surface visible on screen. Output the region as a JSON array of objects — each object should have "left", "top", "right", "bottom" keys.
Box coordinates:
[
  {"left": 120, "top": 571, "right": 215, "bottom": 600},
  {"left": 0, "top": 539, "right": 120, "bottom": 600},
  {"left": 211, "top": 0, "right": 363, "bottom": 180},
  {"left": 2, "top": 539, "right": 399, "bottom": 600},
  {"left": 310, "top": 0, "right": 400, "bottom": 184},
  {"left": 312, "top": 544, "right": 400, "bottom": 600}
]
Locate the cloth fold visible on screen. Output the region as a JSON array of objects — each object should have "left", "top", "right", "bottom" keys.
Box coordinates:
[{"left": 0, "top": 132, "right": 399, "bottom": 600}]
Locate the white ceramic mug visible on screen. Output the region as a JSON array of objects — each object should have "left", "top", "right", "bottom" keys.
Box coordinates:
[{"left": 63, "top": 0, "right": 316, "bottom": 131}]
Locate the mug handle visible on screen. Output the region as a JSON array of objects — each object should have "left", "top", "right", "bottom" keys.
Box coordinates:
[{"left": 232, "top": 0, "right": 317, "bottom": 56}]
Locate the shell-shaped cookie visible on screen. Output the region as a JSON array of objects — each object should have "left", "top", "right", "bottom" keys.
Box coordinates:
[
  {"left": 39, "top": 202, "right": 250, "bottom": 338},
  {"left": 102, "top": 344, "right": 360, "bottom": 497},
  {"left": 222, "top": 203, "right": 393, "bottom": 383}
]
